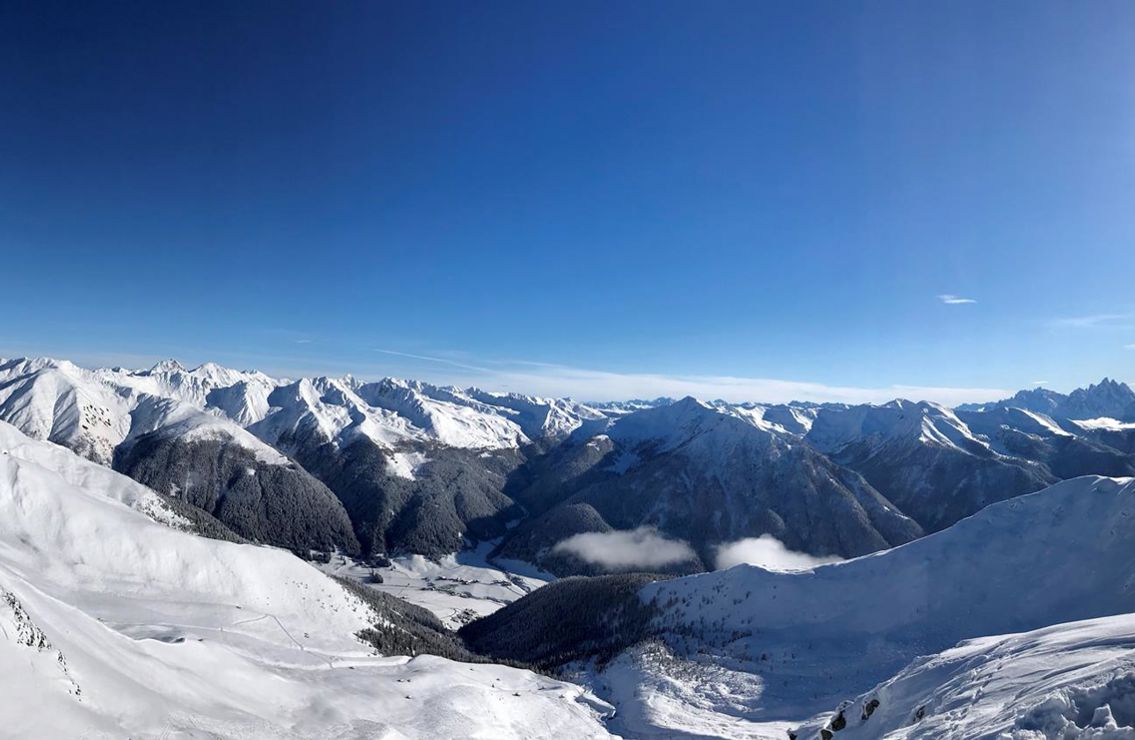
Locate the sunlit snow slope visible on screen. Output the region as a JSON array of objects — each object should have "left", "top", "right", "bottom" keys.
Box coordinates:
[
  {"left": 0, "top": 421, "right": 614, "bottom": 739},
  {"left": 796, "top": 612, "right": 1135, "bottom": 739}
]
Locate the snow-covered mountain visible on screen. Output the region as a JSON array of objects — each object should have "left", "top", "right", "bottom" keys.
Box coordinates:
[
  {"left": 963, "top": 377, "right": 1135, "bottom": 422},
  {"left": 805, "top": 399, "right": 1056, "bottom": 532},
  {"left": 4, "top": 355, "right": 1135, "bottom": 575},
  {"left": 468, "top": 474, "right": 1135, "bottom": 738},
  {"left": 0, "top": 420, "right": 615, "bottom": 738},
  {"left": 497, "top": 397, "right": 923, "bottom": 575},
  {"left": 6, "top": 353, "right": 1135, "bottom": 738},
  {"left": 0, "top": 357, "right": 611, "bottom": 558}
]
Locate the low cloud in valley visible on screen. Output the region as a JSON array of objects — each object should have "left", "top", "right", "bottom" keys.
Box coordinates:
[
  {"left": 553, "top": 527, "right": 697, "bottom": 570},
  {"left": 715, "top": 535, "right": 843, "bottom": 572}
]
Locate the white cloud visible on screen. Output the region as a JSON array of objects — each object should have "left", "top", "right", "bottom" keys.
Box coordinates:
[
  {"left": 294, "top": 339, "right": 312, "bottom": 344},
  {"left": 938, "top": 294, "right": 977, "bottom": 305},
  {"left": 313, "top": 349, "right": 1014, "bottom": 405},
  {"left": 1050, "top": 313, "right": 1131, "bottom": 329},
  {"left": 552, "top": 527, "right": 696, "bottom": 570},
  {"left": 714, "top": 535, "right": 842, "bottom": 572},
  {"left": 422, "top": 362, "right": 1010, "bottom": 406},
  {"left": 1125, "top": 344, "right": 1135, "bottom": 351}
]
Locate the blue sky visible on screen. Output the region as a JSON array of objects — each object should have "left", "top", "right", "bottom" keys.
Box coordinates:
[{"left": 2, "top": 1, "right": 1134, "bottom": 402}]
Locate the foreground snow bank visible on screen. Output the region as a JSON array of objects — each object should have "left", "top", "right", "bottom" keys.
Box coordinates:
[
  {"left": 798, "top": 613, "right": 1135, "bottom": 739},
  {"left": 0, "top": 422, "right": 615, "bottom": 739}
]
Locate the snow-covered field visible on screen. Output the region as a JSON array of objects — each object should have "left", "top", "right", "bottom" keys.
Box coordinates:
[
  {"left": 319, "top": 541, "right": 552, "bottom": 629},
  {"left": 0, "top": 422, "right": 615, "bottom": 739}
]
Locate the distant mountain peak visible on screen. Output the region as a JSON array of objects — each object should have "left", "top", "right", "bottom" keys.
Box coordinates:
[{"left": 147, "top": 358, "right": 187, "bottom": 374}]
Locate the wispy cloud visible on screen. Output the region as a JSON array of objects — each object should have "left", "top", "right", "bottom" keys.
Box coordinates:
[
  {"left": 938, "top": 294, "right": 977, "bottom": 305},
  {"left": 294, "top": 339, "right": 312, "bottom": 344},
  {"left": 1032, "top": 380, "right": 1049, "bottom": 386},
  {"left": 1050, "top": 313, "right": 1131, "bottom": 329},
  {"left": 365, "top": 354, "right": 1011, "bottom": 405},
  {"left": 1125, "top": 344, "right": 1135, "bottom": 351},
  {"left": 372, "top": 348, "right": 490, "bottom": 374}
]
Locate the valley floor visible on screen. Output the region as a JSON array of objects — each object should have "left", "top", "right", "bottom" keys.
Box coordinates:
[{"left": 318, "top": 540, "right": 553, "bottom": 629}]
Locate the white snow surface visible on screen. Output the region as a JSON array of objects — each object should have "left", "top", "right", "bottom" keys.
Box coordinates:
[
  {"left": 387, "top": 450, "right": 431, "bottom": 480},
  {"left": 0, "top": 422, "right": 615, "bottom": 739},
  {"left": 320, "top": 541, "right": 552, "bottom": 629},
  {"left": 800, "top": 613, "right": 1135, "bottom": 739},
  {"left": 0, "top": 357, "right": 133, "bottom": 464}
]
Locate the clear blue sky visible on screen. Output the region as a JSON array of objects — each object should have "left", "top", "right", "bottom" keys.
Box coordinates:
[{"left": 2, "top": 1, "right": 1133, "bottom": 402}]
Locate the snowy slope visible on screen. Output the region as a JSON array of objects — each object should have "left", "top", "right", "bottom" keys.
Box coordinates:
[
  {"left": 0, "top": 421, "right": 615, "bottom": 739},
  {"left": 799, "top": 613, "right": 1135, "bottom": 739},
  {"left": 0, "top": 357, "right": 132, "bottom": 464},
  {"left": 602, "top": 475, "right": 1135, "bottom": 737}
]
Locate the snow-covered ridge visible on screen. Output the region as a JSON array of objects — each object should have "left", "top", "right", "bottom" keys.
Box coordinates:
[
  {"left": 805, "top": 399, "right": 988, "bottom": 455},
  {"left": 799, "top": 612, "right": 1135, "bottom": 739},
  {"left": 2, "top": 357, "right": 617, "bottom": 457},
  {"left": 0, "top": 421, "right": 615, "bottom": 738}
]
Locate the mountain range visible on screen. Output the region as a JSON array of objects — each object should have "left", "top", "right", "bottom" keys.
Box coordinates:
[
  {"left": 5, "top": 353, "right": 1135, "bottom": 737},
  {"left": 3, "top": 356, "right": 1135, "bottom": 578}
]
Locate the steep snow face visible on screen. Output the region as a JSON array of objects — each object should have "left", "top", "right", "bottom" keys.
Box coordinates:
[
  {"left": 806, "top": 399, "right": 988, "bottom": 455},
  {"left": 0, "top": 358, "right": 290, "bottom": 466},
  {"left": 355, "top": 378, "right": 529, "bottom": 449},
  {"left": 0, "top": 423, "right": 615, "bottom": 739},
  {"left": 649, "top": 475, "right": 1135, "bottom": 644},
  {"left": 0, "top": 357, "right": 132, "bottom": 464},
  {"left": 463, "top": 388, "right": 609, "bottom": 441},
  {"left": 800, "top": 613, "right": 1135, "bottom": 739},
  {"left": 250, "top": 376, "right": 415, "bottom": 450},
  {"left": 251, "top": 376, "right": 535, "bottom": 452},
  {"left": 623, "top": 476, "right": 1135, "bottom": 735},
  {"left": 204, "top": 379, "right": 273, "bottom": 426}
]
